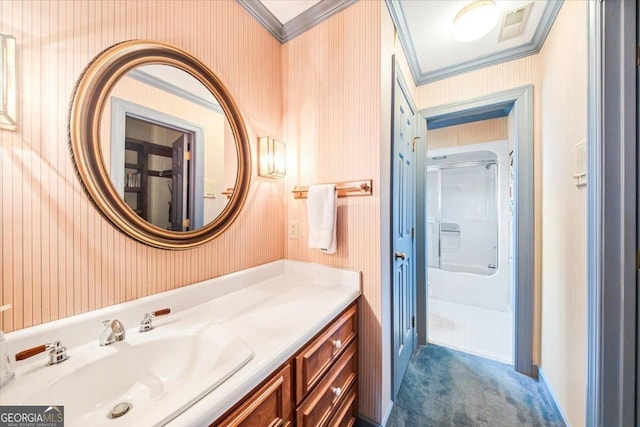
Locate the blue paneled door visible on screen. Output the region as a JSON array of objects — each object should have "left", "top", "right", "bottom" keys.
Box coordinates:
[{"left": 392, "top": 64, "right": 417, "bottom": 400}]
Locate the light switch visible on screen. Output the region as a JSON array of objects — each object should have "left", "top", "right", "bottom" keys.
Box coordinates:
[
  {"left": 288, "top": 221, "right": 299, "bottom": 239},
  {"left": 204, "top": 179, "right": 217, "bottom": 198}
]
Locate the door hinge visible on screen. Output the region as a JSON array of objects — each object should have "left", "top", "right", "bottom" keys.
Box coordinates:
[
  {"left": 184, "top": 151, "right": 191, "bottom": 161},
  {"left": 183, "top": 218, "right": 190, "bottom": 228},
  {"left": 412, "top": 136, "right": 420, "bottom": 152},
  {"left": 411, "top": 227, "right": 415, "bottom": 239},
  {"left": 412, "top": 316, "right": 415, "bottom": 329}
]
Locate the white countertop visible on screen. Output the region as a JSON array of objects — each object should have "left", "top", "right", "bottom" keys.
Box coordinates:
[{"left": 1, "top": 260, "right": 361, "bottom": 426}]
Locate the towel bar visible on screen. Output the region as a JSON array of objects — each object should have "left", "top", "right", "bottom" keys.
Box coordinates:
[{"left": 292, "top": 180, "right": 373, "bottom": 199}]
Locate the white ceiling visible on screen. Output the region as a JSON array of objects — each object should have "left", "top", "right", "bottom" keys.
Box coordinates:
[
  {"left": 260, "top": 0, "right": 321, "bottom": 25},
  {"left": 255, "top": 0, "right": 559, "bottom": 85},
  {"left": 402, "top": 0, "right": 548, "bottom": 75}
]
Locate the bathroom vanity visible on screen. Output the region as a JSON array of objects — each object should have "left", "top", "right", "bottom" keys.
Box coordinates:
[
  {"left": 0, "top": 260, "right": 360, "bottom": 426},
  {"left": 212, "top": 302, "right": 358, "bottom": 426}
]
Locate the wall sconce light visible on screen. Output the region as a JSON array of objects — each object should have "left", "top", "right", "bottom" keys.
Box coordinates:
[
  {"left": 0, "top": 33, "right": 16, "bottom": 131},
  {"left": 258, "top": 136, "right": 286, "bottom": 178}
]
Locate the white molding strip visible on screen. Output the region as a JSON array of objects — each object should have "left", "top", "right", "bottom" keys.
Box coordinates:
[
  {"left": 237, "top": 0, "right": 357, "bottom": 43},
  {"left": 128, "top": 69, "right": 223, "bottom": 114},
  {"left": 385, "top": 0, "right": 564, "bottom": 86},
  {"left": 538, "top": 368, "right": 572, "bottom": 426},
  {"left": 381, "top": 400, "right": 394, "bottom": 426}
]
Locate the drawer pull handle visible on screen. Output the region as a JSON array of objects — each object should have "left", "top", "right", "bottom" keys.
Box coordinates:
[
  {"left": 332, "top": 386, "right": 342, "bottom": 399},
  {"left": 332, "top": 339, "right": 342, "bottom": 350}
]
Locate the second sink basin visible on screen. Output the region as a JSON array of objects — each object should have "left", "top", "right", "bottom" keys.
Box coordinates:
[{"left": 3, "top": 322, "right": 253, "bottom": 427}]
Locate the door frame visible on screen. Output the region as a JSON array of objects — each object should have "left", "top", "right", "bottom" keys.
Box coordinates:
[
  {"left": 586, "top": 1, "right": 638, "bottom": 425},
  {"left": 417, "top": 85, "right": 535, "bottom": 376},
  {"left": 110, "top": 98, "right": 205, "bottom": 228}
]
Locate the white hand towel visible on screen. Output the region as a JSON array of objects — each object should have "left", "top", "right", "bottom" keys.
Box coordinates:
[{"left": 307, "top": 184, "right": 337, "bottom": 254}]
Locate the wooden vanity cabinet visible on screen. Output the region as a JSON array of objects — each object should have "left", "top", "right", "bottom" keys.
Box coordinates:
[
  {"left": 211, "top": 364, "right": 293, "bottom": 427},
  {"left": 294, "top": 304, "right": 357, "bottom": 404},
  {"left": 211, "top": 302, "right": 358, "bottom": 427},
  {"left": 295, "top": 341, "right": 357, "bottom": 427}
]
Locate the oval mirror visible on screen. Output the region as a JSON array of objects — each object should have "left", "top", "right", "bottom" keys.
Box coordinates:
[{"left": 69, "top": 41, "right": 251, "bottom": 249}]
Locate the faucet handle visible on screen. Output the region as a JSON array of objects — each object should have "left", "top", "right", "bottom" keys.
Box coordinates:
[
  {"left": 15, "top": 341, "right": 69, "bottom": 365},
  {"left": 151, "top": 308, "right": 171, "bottom": 317},
  {"left": 139, "top": 308, "right": 171, "bottom": 332},
  {"left": 15, "top": 344, "right": 47, "bottom": 361}
]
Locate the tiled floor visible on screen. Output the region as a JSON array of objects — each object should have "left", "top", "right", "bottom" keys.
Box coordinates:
[{"left": 428, "top": 297, "right": 513, "bottom": 364}]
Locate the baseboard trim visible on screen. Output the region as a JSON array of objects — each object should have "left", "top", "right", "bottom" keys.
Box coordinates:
[
  {"left": 356, "top": 414, "right": 383, "bottom": 427},
  {"left": 381, "top": 400, "right": 394, "bottom": 426},
  {"left": 354, "top": 398, "right": 393, "bottom": 427},
  {"left": 538, "top": 368, "right": 572, "bottom": 426}
]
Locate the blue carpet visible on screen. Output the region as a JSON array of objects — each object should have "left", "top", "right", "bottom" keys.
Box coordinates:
[{"left": 388, "top": 345, "right": 565, "bottom": 427}]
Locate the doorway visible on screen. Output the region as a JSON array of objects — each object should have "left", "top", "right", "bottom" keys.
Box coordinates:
[
  {"left": 417, "top": 85, "right": 535, "bottom": 377},
  {"left": 426, "top": 140, "right": 513, "bottom": 364},
  {"left": 123, "top": 116, "right": 195, "bottom": 231},
  {"left": 110, "top": 98, "right": 206, "bottom": 231}
]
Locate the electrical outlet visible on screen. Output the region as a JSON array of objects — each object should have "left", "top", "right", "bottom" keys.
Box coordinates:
[{"left": 288, "top": 221, "right": 299, "bottom": 239}]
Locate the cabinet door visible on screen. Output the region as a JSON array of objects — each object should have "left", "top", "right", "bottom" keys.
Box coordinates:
[{"left": 213, "top": 364, "right": 292, "bottom": 427}]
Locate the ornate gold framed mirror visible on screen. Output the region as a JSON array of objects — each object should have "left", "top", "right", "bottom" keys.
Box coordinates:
[{"left": 69, "top": 40, "right": 251, "bottom": 249}]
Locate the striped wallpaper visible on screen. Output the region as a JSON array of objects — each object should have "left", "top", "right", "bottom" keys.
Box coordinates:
[
  {"left": 282, "top": 1, "right": 385, "bottom": 421},
  {"left": 539, "top": 1, "right": 587, "bottom": 424},
  {"left": 0, "top": 0, "right": 284, "bottom": 333},
  {"left": 426, "top": 117, "right": 508, "bottom": 151}
]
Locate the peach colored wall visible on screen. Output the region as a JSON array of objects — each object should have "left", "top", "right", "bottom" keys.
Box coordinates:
[
  {"left": 0, "top": 0, "right": 284, "bottom": 333},
  {"left": 282, "top": 1, "right": 384, "bottom": 421},
  {"left": 539, "top": 1, "right": 587, "bottom": 424},
  {"left": 426, "top": 117, "right": 508, "bottom": 151},
  {"left": 415, "top": 55, "right": 543, "bottom": 362}
]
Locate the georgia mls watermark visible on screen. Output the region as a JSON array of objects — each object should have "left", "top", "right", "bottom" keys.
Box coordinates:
[{"left": 0, "top": 406, "right": 64, "bottom": 427}]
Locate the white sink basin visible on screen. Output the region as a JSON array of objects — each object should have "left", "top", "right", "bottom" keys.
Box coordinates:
[{"left": 1, "top": 322, "right": 253, "bottom": 426}]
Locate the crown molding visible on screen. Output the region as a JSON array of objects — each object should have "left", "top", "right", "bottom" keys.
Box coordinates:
[
  {"left": 385, "top": 0, "right": 564, "bottom": 86},
  {"left": 128, "top": 69, "right": 223, "bottom": 113},
  {"left": 237, "top": 0, "right": 357, "bottom": 44}
]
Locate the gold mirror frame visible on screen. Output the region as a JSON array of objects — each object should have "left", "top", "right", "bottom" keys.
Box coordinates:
[{"left": 69, "top": 40, "right": 251, "bottom": 250}]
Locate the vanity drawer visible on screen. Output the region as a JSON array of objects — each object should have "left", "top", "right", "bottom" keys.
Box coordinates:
[
  {"left": 212, "top": 363, "right": 293, "bottom": 427},
  {"left": 326, "top": 384, "right": 357, "bottom": 427},
  {"left": 296, "top": 340, "right": 358, "bottom": 427},
  {"left": 295, "top": 303, "right": 357, "bottom": 404}
]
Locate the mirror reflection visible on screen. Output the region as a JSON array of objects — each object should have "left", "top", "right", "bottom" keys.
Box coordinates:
[{"left": 100, "top": 64, "right": 238, "bottom": 231}]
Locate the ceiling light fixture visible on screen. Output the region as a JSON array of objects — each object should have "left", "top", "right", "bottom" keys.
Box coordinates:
[{"left": 452, "top": 0, "right": 500, "bottom": 43}]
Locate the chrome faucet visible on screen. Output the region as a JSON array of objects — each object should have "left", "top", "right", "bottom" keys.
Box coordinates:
[{"left": 99, "top": 319, "right": 126, "bottom": 346}]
